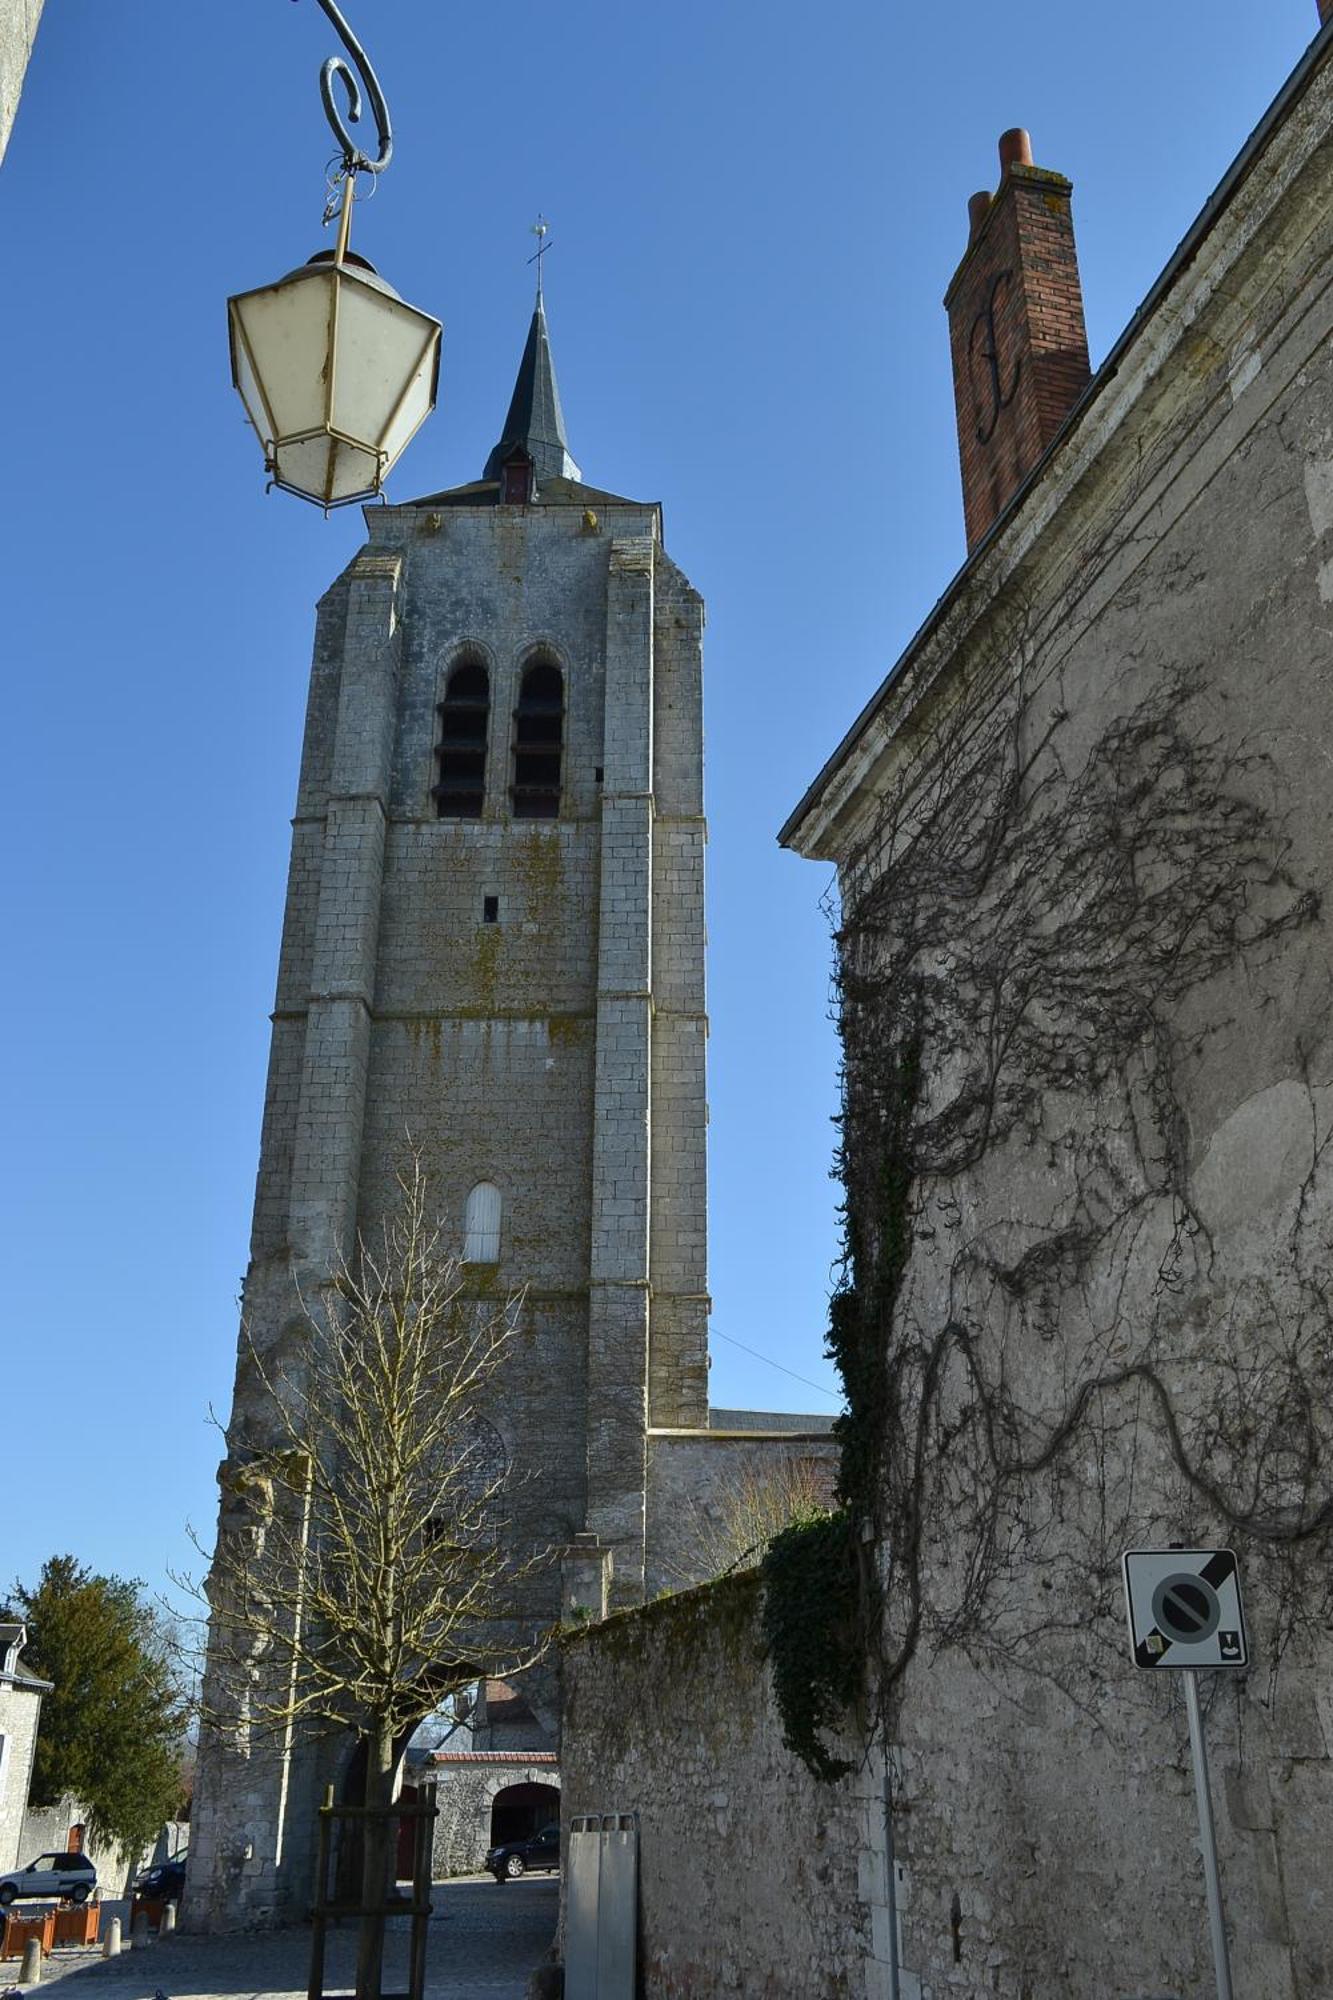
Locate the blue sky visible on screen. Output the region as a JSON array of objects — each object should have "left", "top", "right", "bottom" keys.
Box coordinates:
[{"left": 1, "top": 0, "right": 1321, "bottom": 1608}]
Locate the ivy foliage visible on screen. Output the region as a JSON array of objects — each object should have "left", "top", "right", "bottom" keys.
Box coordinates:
[
  {"left": 760, "top": 1511, "right": 861, "bottom": 1782},
  {"left": 759, "top": 1012, "right": 924, "bottom": 1783}
]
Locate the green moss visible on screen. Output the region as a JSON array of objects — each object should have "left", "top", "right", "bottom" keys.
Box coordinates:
[
  {"left": 560, "top": 1570, "right": 762, "bottom": 1670},
  {"left": 547, "top": 1013, "right": 590, "bottom": 1048}
]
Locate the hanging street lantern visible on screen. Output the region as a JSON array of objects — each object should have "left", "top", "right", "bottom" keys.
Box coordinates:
[{"left": 226, "top": 0, "right": 442, "bottom": 509}]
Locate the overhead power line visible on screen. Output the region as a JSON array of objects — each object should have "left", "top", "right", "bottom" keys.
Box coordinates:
[{"left": 710, "top": 1326, "right": 844, "bottom": 1403}]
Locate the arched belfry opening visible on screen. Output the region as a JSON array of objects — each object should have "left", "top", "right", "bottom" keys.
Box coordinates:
[
  {"left": 434, "top": 657, "right": 490, "bottom": 818},
  {"left": 511, "top": 659, "right": 563, "bottom": 819}
]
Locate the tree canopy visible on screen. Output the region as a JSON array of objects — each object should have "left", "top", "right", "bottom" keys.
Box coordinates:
[{"left": 6, "top": 1555, "right": 186, "bottom": 1856}]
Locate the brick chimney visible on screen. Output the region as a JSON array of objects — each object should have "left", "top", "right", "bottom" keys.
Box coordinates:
[{"left": 945, "top": 129, "right": 1092, "bottom": 549}]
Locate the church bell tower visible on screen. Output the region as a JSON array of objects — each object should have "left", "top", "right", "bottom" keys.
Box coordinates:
[{"left": 190, "top": 295, "right": 710, "bottom": 1926}]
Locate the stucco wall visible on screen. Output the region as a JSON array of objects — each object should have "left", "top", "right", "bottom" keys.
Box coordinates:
[
  {"left": 562, "top": 1575, "right": 886, "bottom": 1999},
  {"left": 0, "top": 1681, "right": 42, "bottom": 1874},
  {"left": 0, "top": 0, "right": 43, "bottom": 165},
  {"left": 19, "top": 1795, "right": 142, "bottom": 1897},
  {"left": 786, "top": 39, "right": 1333, "bottom": 2000}
]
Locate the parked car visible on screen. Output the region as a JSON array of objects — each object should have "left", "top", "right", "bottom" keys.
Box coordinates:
[
  {"left": 0, "top": 1851, "right": 97, "bottom": 1906},
  {"left": 485, "top": 1824, "right": 560, "bottom": 1882},
  {"left": 132, "top": 1856, "right": 187, "bottom": 1902}
]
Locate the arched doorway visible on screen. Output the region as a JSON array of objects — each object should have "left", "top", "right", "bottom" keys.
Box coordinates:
[{"left": 489, "top": 1781, "right": 560, "bottom": 1847}]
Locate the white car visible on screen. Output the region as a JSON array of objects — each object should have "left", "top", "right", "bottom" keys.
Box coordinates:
[{"left": 0, "top": 1851, "right": 97, "bottom": 1905}]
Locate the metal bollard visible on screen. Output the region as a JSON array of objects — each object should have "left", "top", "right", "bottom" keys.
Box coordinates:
[
  {"left": 161, "top": 1901, "right": 177, "bottom": 1935},
  {"left": 130, "top": 1907, "right": 151, "bottom": 1947},
  {"left": 102, "top": 1915, "right": 122, "bottom": 1958},
  {"left": 18, "top": 1936, "right": 42, "bottom": 1985}
]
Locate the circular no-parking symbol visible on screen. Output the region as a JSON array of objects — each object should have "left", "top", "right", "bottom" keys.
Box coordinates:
[{"left": 1152, "top": 1573, "right": 1221, "bottom": 1645}]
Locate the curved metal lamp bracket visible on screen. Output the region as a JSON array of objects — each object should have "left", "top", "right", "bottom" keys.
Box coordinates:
[{"left": 293, "top": 0, "right": 393, "bottom": 177}]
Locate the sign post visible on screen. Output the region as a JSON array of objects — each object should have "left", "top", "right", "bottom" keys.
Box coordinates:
[{"left": 1123, "top": 1548, "right": 1248, "bottom": 2000}]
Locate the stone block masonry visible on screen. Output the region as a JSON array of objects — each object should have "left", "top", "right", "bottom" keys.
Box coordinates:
[{"left": 561, "top": 1575, "right": 888, "bottom": 1999}]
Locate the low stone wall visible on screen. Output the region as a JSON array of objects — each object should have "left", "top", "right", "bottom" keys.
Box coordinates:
[{"left": 562, "top": 1572, "right": 888, "bottom": 1999}]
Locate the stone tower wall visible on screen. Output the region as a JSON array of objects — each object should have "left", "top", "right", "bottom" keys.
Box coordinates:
[{"left": 190, "top": 492, "right": 710, "bottom": 1929}]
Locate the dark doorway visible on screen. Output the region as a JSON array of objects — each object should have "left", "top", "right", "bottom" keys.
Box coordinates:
[
  {"left": 335, "top": 1727, "right": 417, "bottom": 1904},
  {"left": 489, "top": 1782, "right": 560, "bottom": 1846},
  {"left": 395, "top": 1784, "right": 419, "bottom": 1881}
]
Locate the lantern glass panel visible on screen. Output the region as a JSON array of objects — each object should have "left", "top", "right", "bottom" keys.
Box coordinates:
[
  {"left": 329, "top": 278, "right": 439, "bottom": 456},
  {"left": 229, "top": 271, "right": 336, "bottom": 442},
  {"left": 272, "top": 435, "right": 383, "bottom": 508}
]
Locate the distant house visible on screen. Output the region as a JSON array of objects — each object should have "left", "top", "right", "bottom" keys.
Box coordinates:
[
  {"left": 423, "top": 1678, "right": 561, "bottom": 1878},
  {"left": 0, "top": 1623, "right": 51, "bottom": 1872}
]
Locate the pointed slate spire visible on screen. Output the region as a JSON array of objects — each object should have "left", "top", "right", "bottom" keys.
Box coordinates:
[{"left": 483, "top": 298, "right": 582, "bottom": 485}]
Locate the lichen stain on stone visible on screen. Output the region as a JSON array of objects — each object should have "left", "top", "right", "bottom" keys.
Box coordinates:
[
  {"left": 547, "top": 1012, "right": 589, "bottom": 1049},
  {"left": 471, "top": 922, "right": 502, "bottom": 1015},
  {"left": 513, "top": 824, "right": 564, "bottom": 917},
  {"left": 403, "top": 1018, "right": 442, "bottom": 1065}
]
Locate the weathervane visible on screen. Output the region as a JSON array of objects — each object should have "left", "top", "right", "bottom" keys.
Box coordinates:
[{"left": 528, "top": 216, "right": 553, "bottom": 300}]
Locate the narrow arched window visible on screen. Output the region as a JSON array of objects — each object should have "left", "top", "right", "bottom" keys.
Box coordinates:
[
  {"left": 464, "top": 1182, "right": 502, "bottom": 1263},
  {"left": 434, "top": 659, "right": 490, "bottom": 818},
  {"left": 511, "top": 660, "right": 563, "bottom": 819}
]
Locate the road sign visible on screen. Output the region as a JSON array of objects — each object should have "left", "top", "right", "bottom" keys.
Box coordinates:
[{"left": 1122, "top": 1548, "right": 1247, "bottom": 1670}]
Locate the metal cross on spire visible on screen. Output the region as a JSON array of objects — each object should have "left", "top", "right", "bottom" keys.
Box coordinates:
[{"left": 528, "top": 216, "right": 552, "bottom": 301}]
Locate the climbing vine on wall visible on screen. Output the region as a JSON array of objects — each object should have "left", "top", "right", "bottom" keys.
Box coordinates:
[{"left": 766, "top": 637, "right": 1333, "bottom": 1781}]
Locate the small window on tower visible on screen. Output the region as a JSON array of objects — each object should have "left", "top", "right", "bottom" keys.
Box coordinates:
[
  {"left": 511, "top": 659, "right": 563, "bottom": 819},
  {"left": 464, "top": 1182, "right": 502, "bottom": 1263},
  {"left": 501, "top": 452, "right": 533, "bottom": 504},
  {"left": 434, "top": 658, "right": 489, "bottom": 818}
]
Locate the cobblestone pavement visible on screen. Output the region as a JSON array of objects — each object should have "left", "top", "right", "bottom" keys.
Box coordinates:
[{"left": 15, "top": 1878, "right": 558, "bottom": 2000}]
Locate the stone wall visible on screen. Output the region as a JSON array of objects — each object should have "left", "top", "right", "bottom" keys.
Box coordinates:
[{"left": 562, "top": 1575, "right": 886, "bottom": 1999}]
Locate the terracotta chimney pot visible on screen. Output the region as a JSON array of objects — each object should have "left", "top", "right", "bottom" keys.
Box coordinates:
[{"left": 998, "top": 127, "right": 1033, "bottom": 172}]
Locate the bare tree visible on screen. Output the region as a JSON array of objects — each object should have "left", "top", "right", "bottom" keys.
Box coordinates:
[
  {"left": 667, "top": 1454, "right": 834, "bottom": 1585},
  {"left": 196, "top": 1160, "right": 544, "bottom": 1998}
]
